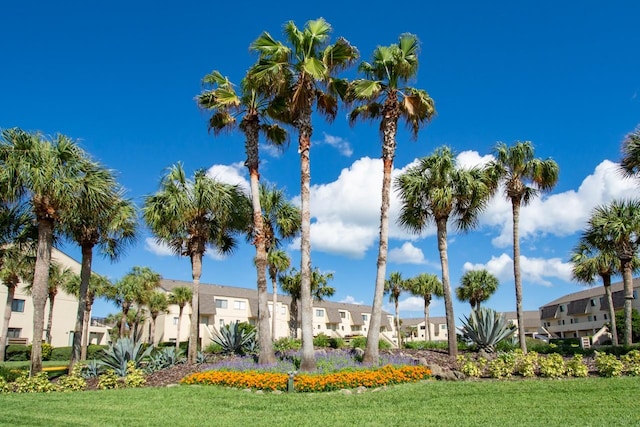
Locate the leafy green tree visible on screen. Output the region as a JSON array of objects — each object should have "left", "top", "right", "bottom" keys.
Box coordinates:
[
  {"left": 107, "top": 266, "right": 161, "bottom": 340},
  {"left": 168, "top": 286, "right": 192, "bottom": 351},
  {"left": 279, "top": 267, "right": 335, "bottom": 339},
  {"left": 583, "top": 199, "right": 640, "bottom": 345},
  {"left": 406, "top": 273, "right": 443, "bottom": 341},
  {"left": 146, "top": 291, "right": 169, "bottom": 345},
  {"left": 614, "top": 309, "right": 640, "bottom": 343},
  {"left": 487, "top": 141, "right": 559, "bottom": 352},
  {"left": 63, "top": 272, "right": 111, "bottom": 359},
  {"left": 143, "top": 163, "right": 250, "bottom": 363},
  {"left": 348, "top": 33, "right": 435, "bottom": 363},
  {"left": 396, "top": 146, "right": 493, "bottom": 357},
  {"left": 619, "top": 126, "right": 640, "bottom": 179},
  {"left": 384, "top": 272, "right": 406, "bottom": 347},
  {"left": 61, "top": 161, "right": 137, "bottom": 369},
  {"left": 456, "top": 269, "right": 499, "bottom": 311},
  {"left": 251, "top": 18, "right": 357, "bottom": 371},
  {"left": 0, "top": 128, "right": 103, "bottom": 374},
  {"left": 197, "top": 70, "right": 288, "bottom": 365}
]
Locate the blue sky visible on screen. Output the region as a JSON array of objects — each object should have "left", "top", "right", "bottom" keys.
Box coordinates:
[{"left": 2, "top": 1, "right": 640, "bottom": 321}]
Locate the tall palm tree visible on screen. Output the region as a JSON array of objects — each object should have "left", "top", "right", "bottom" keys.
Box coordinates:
[
  {"left": 62, "top": 161, "right": 137, "bottom": 369},
  {"left": 197, "top": 70, "right": 288, "bottom": 365},
  {"left": 63, "top": 272, "right": 111, "bottom": 359},
  {"left": 620, "top": 127, "right": 640, "bottom": 178},
  {"left": 146, "top": 291, "right": 169, "bottom": 345},
  {"left": 107, "top": 266, "right": 161, "bottom": 340},
  {"left": 384, "top": 271, "right": 406, "bottom": 347},
  {"left": 570, "top": 240, "right": 628, "bottom": 346},
  {"left": 396, "top": 146, "right": 493, "bottom": 357},
  {"left": 250, "top": 18, "right": 357, "bottom": 371},
  {"left": 406, "top": 273, "right": 443, "bottom": 342},
  {"left": 143, "top": 163, "right": 250, "bottom": 363},
  {"left": 583, "top": 199, "right": 640, "bottom": 345},
  {"left": 456, "top": 269, "right": 499, "bottom": 311},
  {"left": 168, "top": 286, "right": 192, "bottom": 351},
  {"left": 0, "top": 128, "right": 99, "bottom": 374},
  {"left": 348, "top": 33, "right": 435, "bottom": 363},
  {"left": 487, "top": 141, "right": 559, "bottom": 353},
  {"left": 267, "top": 249, "right": 291, "bottom": 338},
  {"left": 279, "top": 267, "right": 335, "bottom": 339}
]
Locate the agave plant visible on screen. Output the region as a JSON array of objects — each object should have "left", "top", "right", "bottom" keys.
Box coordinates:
[
  {"left": 146, "top": 347, "right": 185, "bottom": 373},
  {"left": 212, "top": 321, "right": 257, "bottom": 355},
  {"left": 99, "top": 337, "right": 153, "bottom": 377},
  {"left": 459, "top": 307, "right": 517, "bottom": 353}
]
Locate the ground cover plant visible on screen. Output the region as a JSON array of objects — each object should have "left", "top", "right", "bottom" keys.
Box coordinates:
[{"left": 0, "top": 378, "right": 638, "bottom": 426}]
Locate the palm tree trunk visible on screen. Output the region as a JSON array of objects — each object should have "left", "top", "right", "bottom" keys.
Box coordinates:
[
  {"left": 81, "top": 306, "right": 91, "bottom": 360},
  {"left": 31, "top": 218, "right": 55, "bottom": 375},
  {"left": 424, "top": 297, "right": 431, "bottom": 342},
  {"left": 298, "top": 120, "right": 315, "bottom": 372},
  {"left": 602, "top": 274, "right": 618, "bottom": 346},
  {"left": 289, "top": 300, "right": 298, "bottom": 339},
  {"left": 70, "top": 243, "right": 93, "bottom": 371},
  {"left": 188, "top": 251, "right": 203, "bottom": 363},
  {"left": 395, "top": 299, "right": 401, "bottom": 348},
  {"left": 0, "top": 283, "right": 16, "bottom": 362},
  {"left": 120, "top": 304, "right": 129, "bottom": 339},
  {"left": 511, "top": 199, "right": 527, "bottom": 353},
  {"left": 436, "top": 217, "right": 457, "bottom": 357},
  {"left": 621, "top": 258, "right": 634, "bottom": 346},
  {"left": 150, "top": 315, "right": 157, "bottom": 345},
  {"left": 45, "top": 294, "right": 55, "bottom": 344},
  {"left": 177, "top": 306, "right": 184, "bottom": 353},
  {"left": 272, "top": 277, "right": 278, "bottom": 339}
]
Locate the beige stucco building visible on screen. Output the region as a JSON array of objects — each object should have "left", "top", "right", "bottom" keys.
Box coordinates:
[
  {"left": 149, "top": 279, "right": 398, "bottom": 348},
  {"left": 0, "top": 248, "right": 110, "bottom": 348}
]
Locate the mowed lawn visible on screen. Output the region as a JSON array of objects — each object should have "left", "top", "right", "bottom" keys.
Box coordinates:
[{"left": 0, "top": 377, "right": 638, "bottom": 427}]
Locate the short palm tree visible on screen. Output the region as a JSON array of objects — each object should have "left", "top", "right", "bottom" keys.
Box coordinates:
[
  {"left": 267, "top": 249, "right": 291, "bottom": 337},
  {"left": 570, "top": 240, "right": 626, "bottom": 346},
  {"left": 620, "top": 126, "right": 640, "bottom": 178},
  {"left": 487, "top": 141, "right": 559, "bottom": 353},
  {"left": 583, "top": 199, "right": 640, "bottom": 345},
  {"left": 279, "top": 267, "right": 335, "bottom": 339},
  {"left": 406, "top": 273, "right": 443, "bottom": 341},
  {"left": 456, "top": 269, "right": 499, "bottom": 311},
  {"left": 143, "top": 163, "right": 250, "bottom": 363},
  {"left": 384, "top": 272, "right": 406, "bottom": 347},
  {"left": 348, "top": 33, "right": 435, "bottom": 363},
  {"left": 36, "top": 264, "right": 75, "bottom": 344},
  {"left": 146, "top": 291, "right": 169, "bottom": 345},
  {"left": 63, "top": 272, "right": 111, "bottom": 359},
  {"left": 250, "top": 18, "right": 357, "bottom": 371},
  {"left": 197, "top": 69, "right": 288, "bottom": 365},
  {"left": 396, "top": 146, "right": 493, "bottom": 357},
  {"left": 168, "top": 286, "right": 192, "bottom": 351},
  {"left": 0, "top": 128, "right": 100, "bottom": 374}
]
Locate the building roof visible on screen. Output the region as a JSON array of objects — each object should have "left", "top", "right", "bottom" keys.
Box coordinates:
[
  {"left": 401, "top": 317, "right": 447, "bottom": 327},
  {"left": 540, "top": 278, "right": 640, "bottom": 308}
]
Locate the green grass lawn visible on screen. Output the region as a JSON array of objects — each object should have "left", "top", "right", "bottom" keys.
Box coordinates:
[{"left": 0, "top": 377, "right": 638, "bottom": 426}]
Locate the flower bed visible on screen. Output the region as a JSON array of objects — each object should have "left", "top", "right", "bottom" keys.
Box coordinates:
[{"left": 181, "top": 365, "right": 432, "bottom": 392}]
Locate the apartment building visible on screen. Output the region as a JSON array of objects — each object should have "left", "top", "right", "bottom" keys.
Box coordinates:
[
  {"left": 152, "top": 279, "right": 398, "bottom": 348},
  {"left": 539, "top": 279, "right": 640, "bottom": 342},
  {"left": 0, "top": 248, "right": 110, "bottom": 348}
]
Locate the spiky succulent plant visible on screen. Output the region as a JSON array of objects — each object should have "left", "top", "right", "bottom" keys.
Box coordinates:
[{"left": 459, "top": 307, "right": 516, "bottom": 353}]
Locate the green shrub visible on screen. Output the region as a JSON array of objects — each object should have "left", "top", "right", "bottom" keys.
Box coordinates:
[
  {"left": 456, "top": 355, "right": 485, "bottom": 378},
  {"left": 404, "top": 341, "right": 450, "bottom": 351},
  {"left": 595, "top": 352, "right": 624, "bottom": 377},
  {"left": 565, "top": 354, "right": 588, "bottom": 378},
  {"left": 99, "top": 337, "right": 153, "bottom": 377},
  {"left": 328, "top": 337, "right": 344, "bottom": 349},
  {"left": 56, "top": 364, "right": 87, "bottom": 392},
  {"left": 98, "top": 369, "right": 120, "bottom": 390},
  {"left": 313, "top": 333, "right": 331, "bottom": 348},
  {"left": 51, "top": 345, "right": 106, "bottom": 361},
  {"left": 0, "top": 366, "right": 26, "bottom": 382},
  {"left": 50, "top": 346, "right": 72, "bottom": 361},
  {"left": 621, "top": 349, "right": 640, "bottom": 376},
  {"left": 13, "top": 372, "right": 57, "bottom": 393},
  {"left": 0, "top": 376, "right": 9, "bottom": 393},
  {"left": 204, "top": 342, "right": 223, "bottom": 354},
  {"left": 487, "top": 353, "right": 515, "bottom": 379},
  {"left": 349, "top": 336, "right": 391, "bottom": 350},
  {"left": 538, "top": 353, "right": 566, "bottom": 378},
  {"left": 514, "top": 350, "right": 539, "bottom": 377},
  {"left": 273, "top": 337, "right": 301, "bottom": 352},
  {"left": 40, "top": 343, "right": 53, "bottom": 361},
  {"left": 88, "top": 345, "right": 108, "bottom": 359},
  {"left": 124, "top": 361, "right": 146, "bottom": 388},
  {"left": 5, "top": 344, "right": 30, "bottom": 361}
]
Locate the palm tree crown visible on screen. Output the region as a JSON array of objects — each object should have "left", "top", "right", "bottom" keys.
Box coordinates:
[
  {"left": 405, "top": 273, "right": 443, "bottom": 342},
  {"left": 456, "top": 269, "right": 499, "bottom": 311}
]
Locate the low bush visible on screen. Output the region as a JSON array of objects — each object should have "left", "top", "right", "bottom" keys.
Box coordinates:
[
  {"left": 56, "top": 364, "right": 87, "bottom": 392},
  {"left": 328, "top": 337, "right": 344, "bottom": 349},
  {"left": 538, "top": 353, "right": 566, "bottom": 378},
  {"left": 5, "top": 345, "right": 30, "bottom": 361},
  {"left": 273, "top": 337, "right": 301, "bottom": 353},
  {"left": 513, "top": 350, "right": 538, "bottom": 378},
  {"left": 487, "top": 353, "right": 515, "bottom": 379},
  {"left": 565, "top": 354, "right": 588, "bottom": 378},
  {"left": 0, "top": 366, "right": 26, "bottom": 382},
  {"left": 350, "top": 336, "right": 391, "bottom": 350},
  {"left": 595, "top": 352, "right": 624, "bottom": 377},
  {"left": 313, "top": 333, "right": 331, "bottom": 348}
]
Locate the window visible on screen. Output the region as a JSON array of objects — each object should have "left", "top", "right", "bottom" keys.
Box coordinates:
[
  {"left": 215, "top": 299, "right": 228, "bottom": 309},
  {"left": 593, "top": 315, "right": 597, "bottom": 321},
  {"left": 590, "top": 299, "right": 597, "bottom": 307},
  {"left": 280, "top": 306, "right": 286, "bottom": 315},
  {"left": 634, "top": 290, "right": 638, "bottom": 299},
  {"left": 420, "top": 325, "right": 425, "bottom": 330},
  {"left": 173, "top": 317, "right": 178, "bottom": 325},
  {"left": 219, "top": 319, "right": 225, "bottom": 328},
  {"left": 200, "top": 316, "right": 209, "bottom": 324},
  {"left": 557, "top": 320, "right": 562, "bottom": 326},
  {"left": 362, "top": 314, "right": 368, "bottom": 321},
  {"left": 234, "top": 300, "right": 246, "bottom": 310},
  {"left": 604, "top": 314, "right": 608, "bottom": 320},
  {"left": 559, "top": 305, "right": 565, "bottom": 312},
  {"left": 562, "top": 320, "right": 565, "bottom": 325},
  {"left": 574, "top": 318, "right": 579, "bottom": 324},
  {"left": 340, "top": 311, "right": 347, "bottom": 319},
  {"left": 11, "top": 299, "right": 25, "bottom": 312},
  {"left": 315, "top": 309, "right": 324, "bottom": 317},
  {"left": 588, "top": 316, "right": 593, "bottom": 322},
  {"left": 7, "top": 328, "right": 21, "bottom": 338},
  {"left": 441, "top": 324, "right": 447, "bottom": 329}
]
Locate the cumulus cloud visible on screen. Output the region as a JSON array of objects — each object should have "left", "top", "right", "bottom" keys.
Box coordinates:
[
  {"left": 456, "top": 150, "right": 493, "bottom": 169},
  {"left": 144, "top": 238, "right": 174, "bottom": 256},
  {"left": 388, "top": 242, "right": 427, "bottom": 264},
  {"left": 206, "top": 162, "right": 250, "bottom": 193},
  {"left": 340, "top": 295, "right": 365, "bottom": 305},
  {"left": 317, "top": 132, "right": 353, "bottom": 157},
  {"left": 481, "top": 160, "right": 637, "bottom": 247},
  {"left": 463, "top": 253, "right": 573, "bottom": 286}
]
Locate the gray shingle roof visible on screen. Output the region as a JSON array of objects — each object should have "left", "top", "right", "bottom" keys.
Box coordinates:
[{"left": 567, "top": 298, "right": 589, "bottom": 315}]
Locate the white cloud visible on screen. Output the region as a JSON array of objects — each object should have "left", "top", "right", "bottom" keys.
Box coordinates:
[
  {"left": 340, "top": 295, "right": 365, "bottom": 305},
  {"left": 482, "top": 160, "right": 637, "bottom": 247},
  {"left": 317, "top": 132, "right": 353, "bottom": 157},
  {"left": 144, "top": 238, "right": 174, "bottom": 256},
  {"left": 463, "top": 253, "right": 573, "bottom": 287},
  {"left": 206, "top": 162, "right": 250, "bottom": 193},
  {"left": 205, "top": 249, "right": 227, "bottom": 261},
  {"left": 388, "top": 242, "right": 426, "bottom": 264},
  {"left": 456, "top": 150, "right": 493, "bottom": 169}
]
